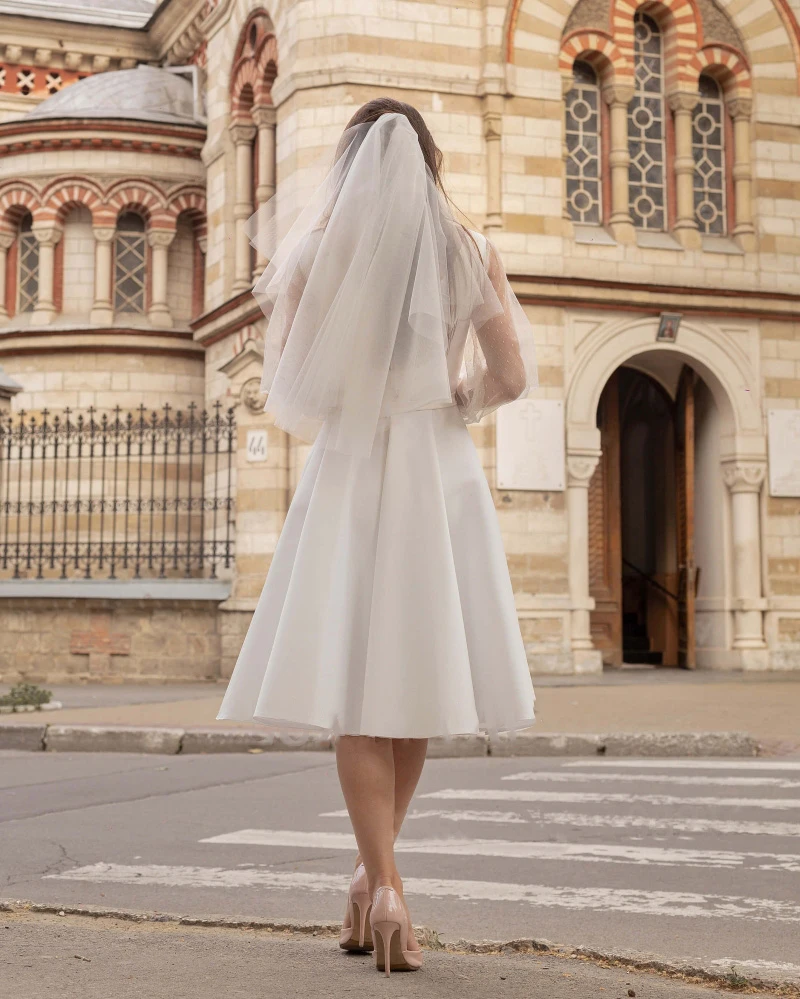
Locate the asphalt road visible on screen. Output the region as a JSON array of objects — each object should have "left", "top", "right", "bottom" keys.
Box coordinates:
[{"left": 1, "top": 750, "right": 799, "bottom": 988}]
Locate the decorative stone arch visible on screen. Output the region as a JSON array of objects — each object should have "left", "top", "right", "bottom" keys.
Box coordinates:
[
  {"left": 610, "top": 0, "right": 703, "bottom": 93},
  {"left": 228, "top": 9, "right": 279, "bottom": 292},
  {"left": 167, "top": 186, "right": 208, "bottom": 242},
  {"left": 689, "top": 43, "right": 752, "bottom": 98},
  {"left": 40, "top": 177, "right": 105, "bottom": 227},
  {"left": 104, "top": 182, "right": 171, "bottom": 231},
  {"left": 559, "top": 30, "right": 630, "bottom": 86},
  {"left": 564, "top": 314, "right": 767, "bottom": 671},
  {"left": 0, "top": 183, "right": 41, "bottom": 235}
]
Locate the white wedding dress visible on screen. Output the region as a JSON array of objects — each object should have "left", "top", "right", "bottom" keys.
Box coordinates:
[{"left": 217, "top": 230, "right": 536, "bottom": 738}]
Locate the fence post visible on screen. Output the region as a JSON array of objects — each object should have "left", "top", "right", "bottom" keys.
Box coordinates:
[{"left": 216, "top": 341, "right": 290, "bottom": 677}]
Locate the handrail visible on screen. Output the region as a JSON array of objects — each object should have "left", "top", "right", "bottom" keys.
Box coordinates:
[{"left": 622, "top": 557, "right": 679, "bottom": 603}]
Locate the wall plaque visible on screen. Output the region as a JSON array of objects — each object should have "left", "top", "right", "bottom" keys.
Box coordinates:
[
  {"left": 768, "top": 409, "right": 800, "bottom": 497},
  {"left": 496, "top": 398, "right": 565, "bottom": 491},
  {"left": 246, "top": 428, "right": 269, "bottom": 463}
]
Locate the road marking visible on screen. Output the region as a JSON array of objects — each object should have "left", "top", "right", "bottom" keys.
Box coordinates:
[
  {"left": 562, "top": 760, "right": 800, "bottom": 771},
  {"left": 46, "top": 862, "right": 800, "bottom": 922},
  {"left": 320, "top": 808, "right": 527, "bottom": 824},
  {"left": 422, "top": 788, "right": 800, "bottom": 811},
  {"left": 524, "top": 810, "right": 800, "bottom": 838},
  {"left": 502, "top": 771, "right": 800, "bottom": 789},
  {"left": 197, "top": 828, "right": 800, "bottom": 872},
  {"left": 323, "top": 806, "right": 800, "bottom": 836}
]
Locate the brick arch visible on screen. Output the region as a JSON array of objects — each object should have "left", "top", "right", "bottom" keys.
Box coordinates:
[
  {"left": 690, "top": 43, "right": 752, "bottom": 98},
  {"left": 166, "top": 187, "right": 207, "bottom": 239},
  {"left": 611, "top": 0, "right": 703, "bottom": 92},
  {"left": 39, "top": 178, "right": 105, "bottom": 226},
  {"left": 230, "top": 8, "right": 278, "bottom": 120},
  {"left": 560, "top": 30, "right": 632, "bottom": 85},
  {"left": 103, "top": 182, "right": 171, "bottom": 230},
  {"left": 0, "top": 183, "right": 41, "bottom": 235}
]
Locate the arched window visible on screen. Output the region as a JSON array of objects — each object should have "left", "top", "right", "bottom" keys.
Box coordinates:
[
  {"left": 692, "top": 75, "right": 726, "bottom": 236},
  {"left": 114, "top": 212, "right": 146, "bottom": 314},
  {"left": 565, "top": 60, "right": 602, "bottom": 225},
  {"left": 628, "top": 11, "right": 667, "bottom": 231},
  {"left": 17, "top": 212, "right": 38, "bottom": 314}
]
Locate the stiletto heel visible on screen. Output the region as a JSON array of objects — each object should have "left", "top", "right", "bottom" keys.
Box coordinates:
[
  {"left": 339, "top": 864, "right": 374, "bottom": 952},
  {"left": 369, "top": 885, "right": 423, "bottom": 976}
]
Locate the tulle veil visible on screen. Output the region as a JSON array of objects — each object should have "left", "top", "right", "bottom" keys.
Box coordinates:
[{"left": 243, "top": 111, "right": 537, "bottom": 460}]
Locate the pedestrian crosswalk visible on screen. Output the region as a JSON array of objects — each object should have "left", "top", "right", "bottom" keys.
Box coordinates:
[{"left": 44, "top": 754, "right": 800, "bottom": 982}]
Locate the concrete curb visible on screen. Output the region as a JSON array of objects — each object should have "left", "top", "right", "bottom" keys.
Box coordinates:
[
  {"left": 0, "top": 722, "right": 765, "bottom": 757},
  {"left": 1, "top": 899, "right": 795, "bottom": 996}
]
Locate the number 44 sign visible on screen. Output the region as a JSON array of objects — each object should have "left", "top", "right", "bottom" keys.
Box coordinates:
[{"left": 246, "top": 428, "right": 268, "bottom": 463}]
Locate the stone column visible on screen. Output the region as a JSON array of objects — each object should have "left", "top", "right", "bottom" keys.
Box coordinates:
[
  {"left": 722, "top": 460, "right": 767, "bottom": 666},
  {"left": 230, "top": 122, "right": 257, "bottom": 292},
  {"left": 603, "top": 84, "right": 635, "bottom": 244},
  {"left": 0, "top": 231, "right": 14, "bottom": 318},
  {"left": 30, "top": 224, "right": 62, "bottom": 324},
  {"left": 147, "top": 228, "right": 176, "bottom": 328},
  {"left": 90, "top": 226, "right": 115, "bottom": 324},
  {"left": 567, "top": 451, "right": 603, "bottom": 672},
  {"left": 727, "top": 97, "right": 756, "bottom": 252},
  {"left": 251, "top": 105, "right": 277, "bottom": 276},
  {"left": 668, "top": 91, "right": 701, "bottom": 249},
  {"left": 483, "top": 94, "right": 503, "bottom": 234}
]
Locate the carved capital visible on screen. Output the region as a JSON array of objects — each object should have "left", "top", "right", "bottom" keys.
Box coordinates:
[
  {"left": 92, "top": 226, "right": 116, "bottom": 243},
  {"left": 722, "top": 461, "right": 766, "bottom": 493},
  {"left": 147, "top": 228, "right": 177, "bottom": 249},
  {"left": 251, "top": 105, "right": 276, "bottom": 129},
  {"left": 602, "top": 84, "right": 635, "bottom": 108},
  {"left": 567, "top": 452, "right": 600, "bottom": 487},
  {"left": 726, "top": 97, "right": 752, "bottom": 121},
  {"left": 197, "top": 235, "right": 208, "bottom": 254},
  {"left": 0, "top": 230, "right": 15, "bottom": 251},
  {"left": 31, "top": 224, "right": 62, "bottom": 247},
  {"left": 229, "top": 122, "right": 257, "bottom": 145},
  {"left": 667, "top": 90, "right": 700, "bottom": 114}
]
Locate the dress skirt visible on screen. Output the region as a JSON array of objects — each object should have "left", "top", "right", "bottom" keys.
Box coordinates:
[{"left": 216, "top": 402, "right": 536, "bottom": 739}]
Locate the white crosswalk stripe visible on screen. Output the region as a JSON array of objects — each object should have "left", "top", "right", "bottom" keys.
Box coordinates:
[
  {"left": 563, "top": 759, "right": 800, "bottom": 771},
  {"left": 320, "top": 806, "right": 800, "bottom": 837},
  {"left": 501, "top": 770, "right": 800, "bottom": 789},
  {"left": 45, "top": 863, "right": 800, "bottom": 923},
  {"left": 421, "top": 787, "right": 800, "bottom": 809},
  {"left": 198, "top": 827, "right": 800, "bottom": 872}
]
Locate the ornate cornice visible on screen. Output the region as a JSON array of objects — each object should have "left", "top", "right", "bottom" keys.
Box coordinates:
[{"left": 0, "top": 119, "right": 205, "bottom": 163}]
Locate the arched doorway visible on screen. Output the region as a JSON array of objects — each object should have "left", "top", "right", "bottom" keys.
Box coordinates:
[{"left": 589, "top": 363, "right": 715, "bottom": 667}]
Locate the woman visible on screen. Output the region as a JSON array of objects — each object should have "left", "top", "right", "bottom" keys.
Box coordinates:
[{"left": 217, "top": 98, "right": 537, "bottom": 976}]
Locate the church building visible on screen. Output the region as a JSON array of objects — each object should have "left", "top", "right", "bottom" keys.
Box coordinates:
[{"left": 0, "top": 0, "right": 798, "bottom": 680}]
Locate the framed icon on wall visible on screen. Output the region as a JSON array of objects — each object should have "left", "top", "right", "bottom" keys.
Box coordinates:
[{"left": 656, "top": 312, "right": 682, "bottom": 342}]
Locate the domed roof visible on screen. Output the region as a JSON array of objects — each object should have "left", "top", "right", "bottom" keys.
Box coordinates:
[{"left": 24, "top": 66, "right": 204, "bottom": 127}]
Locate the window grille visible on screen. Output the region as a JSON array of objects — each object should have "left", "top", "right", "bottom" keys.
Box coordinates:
[
  {"left": 114, "top": 212, "right": 147, "bottom": 314},
  {"left": 17, "top": 214, "right": 38, "bottom": 314},
  {"left": 628, "top": 12, "right": 667, "bottom": 230},
  {"left": 692, "top": 75, "right": 726, "bottom": 235},
  {"left": 565, "top": 61, "right": 602, "bottom": 225}
]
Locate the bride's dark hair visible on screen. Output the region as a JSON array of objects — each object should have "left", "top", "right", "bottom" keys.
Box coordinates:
[
  {"left": 344, "top": 97, "right": 445, "bottom": 190},
  {"left": 343, "top": 98, "right": 479, "bottom": 251}
]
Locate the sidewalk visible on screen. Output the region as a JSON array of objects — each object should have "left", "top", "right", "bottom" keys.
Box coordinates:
[{"left": 1, "top": 668, "right": 798, "bottom": 754}]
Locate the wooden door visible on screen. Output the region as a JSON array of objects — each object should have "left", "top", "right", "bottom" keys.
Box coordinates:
[
  {"left": 675, "top": 366, "right": 697, "bottom": 668},
  {"left": 589, "top": 372, "right": 623, "bottom": 666}
]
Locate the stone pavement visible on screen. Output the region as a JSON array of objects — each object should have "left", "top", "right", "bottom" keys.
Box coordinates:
[{"left": 3, "top": 908, "right": 780, "bottom": 999}]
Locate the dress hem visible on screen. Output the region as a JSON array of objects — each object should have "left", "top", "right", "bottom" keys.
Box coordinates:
[{"left": 214, "top": 711, "right": 537, "bottom": 740}]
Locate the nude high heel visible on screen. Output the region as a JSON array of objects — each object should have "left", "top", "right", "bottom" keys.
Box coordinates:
[
  {"left": 369, "top": 884, "right": 423, "bottom": 977},
  {"left": 339, "top": 863, "right": 373, "bottom": 952}
]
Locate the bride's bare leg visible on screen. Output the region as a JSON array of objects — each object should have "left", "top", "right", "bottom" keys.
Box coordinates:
[
  {"left": 390, "top": 737, "right": 428, "bottom": 950},
  {"left": 335, "top": 735, "right": 399, "bottom": 897}
]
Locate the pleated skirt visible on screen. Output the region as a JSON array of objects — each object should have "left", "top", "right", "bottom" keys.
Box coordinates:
[{"left": 216, "top": 402, "right": 536, "bottom": 738}]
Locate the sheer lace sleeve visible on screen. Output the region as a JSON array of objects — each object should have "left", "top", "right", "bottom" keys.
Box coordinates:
[{"left": 455, "top": 236, "right": 538, "bottom": 424}]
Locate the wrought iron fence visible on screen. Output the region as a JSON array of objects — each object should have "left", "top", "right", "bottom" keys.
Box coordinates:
[{"left": 0, "top": 403, "right": 235, "bottom": 581}]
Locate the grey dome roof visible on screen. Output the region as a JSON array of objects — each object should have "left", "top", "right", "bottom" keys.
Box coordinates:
[
  {"left": 0, "top": 0, "right": 157, "bottom": 28},
  {"left": 25, "top": 66, "right": 203, "bottom": 126}
]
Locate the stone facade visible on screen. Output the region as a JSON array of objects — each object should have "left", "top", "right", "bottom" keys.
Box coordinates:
[{"left": 0, "top": 0, "right": 799, "bottom": 681}]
